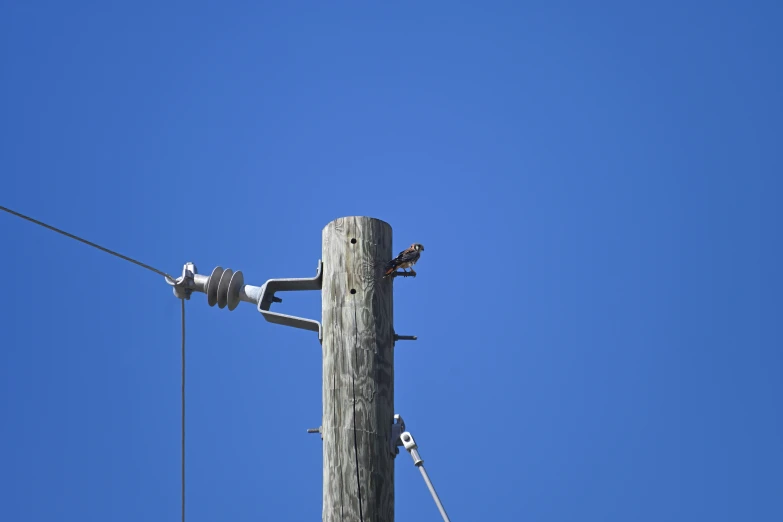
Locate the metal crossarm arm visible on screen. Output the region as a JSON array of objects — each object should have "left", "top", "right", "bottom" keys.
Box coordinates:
[{"left": 166, "top": 260, "right": 323, "bottom": 339}]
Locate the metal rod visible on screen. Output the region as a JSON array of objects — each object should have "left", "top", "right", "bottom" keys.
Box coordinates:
[
  {"left": 191, "top": 274, "right": 209, "bottom": 293},
  {"left": 418, "top": 464, "right": 451, "bottom": 522},
  {"left": 391, "top": 270, "right": 416, "bottom": 278},
  {"left": 239, "top": 285, "right": 262, "bottom": 305}
]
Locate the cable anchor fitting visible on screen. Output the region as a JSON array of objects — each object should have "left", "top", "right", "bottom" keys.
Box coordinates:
[
  {"left": 391, "top": 414, "right": 422, "bottom": 465},
  {"left": 401, "top": 431, "right": 423, "bottom": 466},
  {"left": 391, "top": 412, "right": 451, "bottom": 522},
  {"left": 390, "top": 414, "right": 406, "bottom": 456},
  {"left": 166, "top": 262, "right": 197, "bottom": 300}
]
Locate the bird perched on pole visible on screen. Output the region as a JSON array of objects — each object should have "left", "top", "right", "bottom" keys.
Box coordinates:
[{"left": 384, "top": 243, "right": 425, "bottom": 277}]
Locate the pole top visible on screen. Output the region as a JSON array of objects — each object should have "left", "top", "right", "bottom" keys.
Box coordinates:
[{"left": 324, "top": 216, "right": 391, "bottom": 230}]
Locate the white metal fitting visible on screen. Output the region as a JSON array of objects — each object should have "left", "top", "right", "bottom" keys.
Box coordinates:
[
  {"left": 169, "top": 262, "right": 196, "bottom": 300},
  {"left": 400, "top": 431, "right": 423, "bottom": 466},
  {"left": 401, "top": 431, "right": 417, "bottom": 451},
  {"left": 390, "top": 414, "right": 406, "bottom": 456}
]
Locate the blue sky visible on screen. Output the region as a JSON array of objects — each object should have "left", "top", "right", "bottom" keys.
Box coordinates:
[{"left": 1, "top": 1, "right": 781, "bottom": 521}]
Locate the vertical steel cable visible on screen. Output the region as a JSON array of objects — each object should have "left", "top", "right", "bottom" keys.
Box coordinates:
[
  {"left": 2, "top": 205, "right": 191, "bottom": 520},
  {"left": 181, "top": 299, "right": 186, "bottom": 522}
]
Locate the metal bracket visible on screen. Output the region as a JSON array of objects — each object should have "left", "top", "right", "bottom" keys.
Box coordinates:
[
  {"left": 167, "top": 260, "right": 324, "bottom": 340},
  {"left": 391, "top": 414, "right": 406, "bottom": 456},
  {"left": 389, "top": 270, "right": 417, "bottom": 279},
  {"left": 167, "top": 262, "right": 196, "bottom": 300},
  {"left": 258, "top": 260, "right": 323, "bottom": 341},
  {"left": 391, "top": 415, "right": 423, "bottom": 465}
]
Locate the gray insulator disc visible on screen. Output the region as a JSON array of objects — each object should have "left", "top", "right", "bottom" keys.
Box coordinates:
[
  {"left": 227, "top": 270, "right": 244, "bottom": 311},
  {"left": 217, "top": 268, "right": 234, "bottom": 309},
  {"left": 207, "top": 267, "right": 224, "bottom": 307}
]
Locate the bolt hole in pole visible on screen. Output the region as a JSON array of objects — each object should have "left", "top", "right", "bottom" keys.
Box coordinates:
[{"left": 350, "top": 289, "right": 357, "bottom": 294}]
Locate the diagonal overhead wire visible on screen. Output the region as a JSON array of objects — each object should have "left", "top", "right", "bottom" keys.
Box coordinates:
[
  {"left": 180, "top": 298, "right": 186, "bottom": 522},
  {"left": 0, "top": 205, "right": 174, "bottom": 281},
  {"left": 3, "top": 204, "right": 187, "bottom": 520}
]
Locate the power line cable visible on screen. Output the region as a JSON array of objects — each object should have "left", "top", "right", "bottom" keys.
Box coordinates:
[
  {"left": 180, "top": 298, "right": 186, "bottom": 522},
  {"left": 2, "top": 204, "right": 186, "bottom": 521},
  {"left": 0, "top": 205, "right": 174, "bottom": 281}
]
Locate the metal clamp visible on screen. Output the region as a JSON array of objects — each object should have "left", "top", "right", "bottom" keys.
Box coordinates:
[
  {"left": 167, "top": 262, "right": 196, "bottom": 300},
  {"left": 400, "top": 431, "right": 423, "bottom": 466},
  {"left": 391, "top": 414, "right": 406, "bottom": 456},
  {"left": 257, "top": 260, "right": 323, "bottom": 341},
  {"left": 391, "top": 414, "right": 422, "bottom": 464}
]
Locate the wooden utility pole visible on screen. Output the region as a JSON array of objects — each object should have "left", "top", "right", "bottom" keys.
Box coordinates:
[{"left": 322, "top": 217, "right": 395, "bottom": 522}]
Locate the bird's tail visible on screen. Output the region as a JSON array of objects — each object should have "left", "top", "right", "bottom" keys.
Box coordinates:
[{"left": 383, "top": 264, "right": 396, "bottom": 277}]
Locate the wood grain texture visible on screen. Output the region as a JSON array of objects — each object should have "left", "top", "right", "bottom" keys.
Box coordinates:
[{"left": 322, "top": 217, "right": 394, "bottom": 522}]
